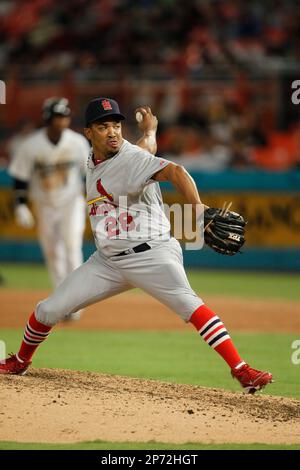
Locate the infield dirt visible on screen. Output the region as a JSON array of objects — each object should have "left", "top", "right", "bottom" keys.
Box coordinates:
[
  {"left": 0, "top": 369, "right": 300, "bottom": 444},
  {"left": 1, "top": 289, "right": 300, "bottom": 332}
]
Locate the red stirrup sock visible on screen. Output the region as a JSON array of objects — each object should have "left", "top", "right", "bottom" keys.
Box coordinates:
[
  {"left": 17, "top": 312, "right": 52, "bottom": 362},
  {"left": 189, "top": 304, "right": 245, "bottom": 370}
]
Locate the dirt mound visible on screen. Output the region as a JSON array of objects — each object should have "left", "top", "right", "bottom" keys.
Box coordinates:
[{"left": 1, "top": 369, "right": 300, "bottom": 445}]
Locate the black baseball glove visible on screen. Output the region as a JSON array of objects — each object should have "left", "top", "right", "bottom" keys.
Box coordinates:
[{"left": 204, "top": 207, "right": 246, "bottom": 255}]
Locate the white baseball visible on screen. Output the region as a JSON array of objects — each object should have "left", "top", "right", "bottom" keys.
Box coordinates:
[{"left": 135, "top": 111, "right": 143, "bottom": 123}]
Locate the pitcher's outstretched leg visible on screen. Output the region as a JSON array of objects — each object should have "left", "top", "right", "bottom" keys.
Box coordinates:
[{"left": 189, "top": 305, "right": 273, "bottom": 394}]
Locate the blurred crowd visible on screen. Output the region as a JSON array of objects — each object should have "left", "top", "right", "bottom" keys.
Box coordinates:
[
  {"left": 154, "top": 75, "right": 300, "bottom": 171},
  {"left": 1, "top": 0, "right": 300, "bottom": 76},
  {"left": 3, "top": 81, "right": 300, "bottom": 172}
]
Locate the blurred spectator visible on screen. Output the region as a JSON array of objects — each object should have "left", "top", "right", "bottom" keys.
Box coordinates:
[
  {"left": 161, "top": 127, "right": 231, "bottom": 172},
  {"left": 159, "top": 124, "right": 202, "bottom": 157},
  {"left": 229, "top": 137, "right": 253, "bottom": 169},
  {"left": 194, "top": 131, "right": 231, "bottom": 171}
]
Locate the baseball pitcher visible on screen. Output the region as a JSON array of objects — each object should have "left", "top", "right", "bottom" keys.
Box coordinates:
[{"left": 1, "top": 98, "right": 273, "bottom": 394}]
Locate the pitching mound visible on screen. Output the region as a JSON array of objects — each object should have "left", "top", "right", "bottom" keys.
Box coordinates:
[{"left": 1, "top": 369, "right": 300, "bottom": 445}]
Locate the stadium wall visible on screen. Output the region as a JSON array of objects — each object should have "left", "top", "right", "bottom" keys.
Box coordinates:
[{"left": 1, "top": 169, "right": 300, "bottom": 271}]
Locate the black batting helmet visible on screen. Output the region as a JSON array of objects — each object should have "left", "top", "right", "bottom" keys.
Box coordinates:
[{"left": 42, "top": 97, "right": 71, "bottom": 122}]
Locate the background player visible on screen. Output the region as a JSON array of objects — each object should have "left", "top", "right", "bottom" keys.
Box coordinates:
[
  {"left": 8, "top": 98, "right": 89, "bottom": 320},
  {"left": 1, "top": 98, "right": 273, "bottom": 394}
]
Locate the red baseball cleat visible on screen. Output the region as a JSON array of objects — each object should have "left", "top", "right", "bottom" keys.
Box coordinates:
[
  {"left": 0, "top": 354, "right": 31, "bottom": 375},
  {"left": 231, "top": 364, "right": 273, "bottom": 394}
]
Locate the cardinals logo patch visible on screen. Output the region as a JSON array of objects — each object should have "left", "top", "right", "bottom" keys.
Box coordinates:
[{"left": 101, "top": 99, "right": 112, "bottom": 111}]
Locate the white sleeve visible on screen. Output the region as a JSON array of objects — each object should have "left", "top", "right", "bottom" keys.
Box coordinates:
[
  {"left": 128, "top": 151, "right": 170, "bottom": 194},
  {"left": 77, "top": 135, "right": 90, "bottom": 176},
  {"left": 8, "top": 140, "right": 33, "bottom": 181}
]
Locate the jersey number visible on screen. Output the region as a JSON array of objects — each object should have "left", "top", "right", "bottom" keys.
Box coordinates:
[
  {"left": 95, "top": 179, "right": 135, "bottom": 237},
  {"left": 105, "top": 213, "right": 135, "bottom": 238}
]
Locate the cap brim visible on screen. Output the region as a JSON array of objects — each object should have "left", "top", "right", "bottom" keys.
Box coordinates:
[{"left": 86, "top": 112, "right": 126, "bottom": 126}]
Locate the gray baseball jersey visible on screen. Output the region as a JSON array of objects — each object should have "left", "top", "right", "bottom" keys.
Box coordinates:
[{"left": 87, "top": 139, "right": 171, "bottom": 257}]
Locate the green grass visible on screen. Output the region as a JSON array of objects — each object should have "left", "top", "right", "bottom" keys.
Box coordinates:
[
  {"left": 0, "top": 263, "right": 52, "bottom": 289},
  {"left": 187, "top": 270, "right": 300, "bottom": 301},
  {"left": 1, "top": 263, "right": 300, "bottom": 300},
  {"left": 1, "top": 329, "right": 299, "bottom": 399},
  {"left": 1, "top": 441, "right": 300, "bottom": 450}
]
